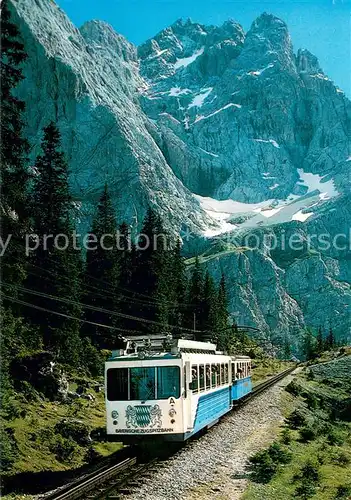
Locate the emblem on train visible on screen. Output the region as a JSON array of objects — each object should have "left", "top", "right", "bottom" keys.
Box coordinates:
[{"left": 125, "top": 404, "right": 162, "bottom": 428}]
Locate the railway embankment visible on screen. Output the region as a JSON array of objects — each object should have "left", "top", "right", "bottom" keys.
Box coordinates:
[
  {"left": 245, "top": 349, "right": 351, "bottom": 500},
  {"left": 1, "top": 365, "right": 122, "bottom": 500},
  {"left": 1, "top": 354, "right": 290, "bottom": 500},
  {"left": 120, "top": 370, "right": 298, "bottom": 500}
]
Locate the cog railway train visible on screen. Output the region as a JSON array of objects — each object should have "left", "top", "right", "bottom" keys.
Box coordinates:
[{"left": 105, "top": 336, "right": 252, "bottom": 443}]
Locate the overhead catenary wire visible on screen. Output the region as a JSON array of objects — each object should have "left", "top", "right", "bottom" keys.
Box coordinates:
[
  {"left": 2, "top": 283, "right": 205, "bottom": 334},
  {"left": 0, "top": 292, "right": 141, "bottom": 335},
  {"left": 13, "top": 252, "right": 198, "bottom": 309}
]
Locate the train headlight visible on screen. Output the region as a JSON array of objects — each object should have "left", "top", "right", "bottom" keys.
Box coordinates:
[
  {"left": 168, "top": 408, "right": 176, "bottom": 418},
  {"left": 111, "top": 410, "right": 119, "bottom": 420}
]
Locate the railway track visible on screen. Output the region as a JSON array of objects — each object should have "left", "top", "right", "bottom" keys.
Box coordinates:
[
  {"left": 44, "top": 365, "right": 297, "bottom": 500},
  {"left": 237, "top": 364, "right": 297, "bottom": 405}
]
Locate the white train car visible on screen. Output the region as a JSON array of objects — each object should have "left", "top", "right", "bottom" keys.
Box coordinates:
[{"left": 105, "top": 337, "right": 251, "bottom": 443}]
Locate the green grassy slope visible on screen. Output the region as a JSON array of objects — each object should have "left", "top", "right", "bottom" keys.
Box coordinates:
[{"left": 245, "top": 349, "right": 351, "bottom": 500}]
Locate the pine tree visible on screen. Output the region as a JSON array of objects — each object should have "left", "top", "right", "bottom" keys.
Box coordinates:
[
  {"left": 131, "top": 207, "right": 171, "bottom": 332},
  {"left": 283, "top": 337, "right": 292, "bottom": 360},
  {"left": 115, "top": 221, "right": 138, "bottom": 332},
  {"left": 117, "top": 222, "right": 134, "bottom": 290},
  {"left": 84, "top": 184, "right": 119, "bottom": 348},
  {"left": 1, "top": 0, "right": 30, "bottom": 295},
  {"left": 201, "top": 271, "right": 217, "bottom": 342},
  {"left": 168, "top": 239, "right": 187, "bottom": 337},
  {"left": 325, "top": 326, "right": 335, "bottom": 350},
  {"left": 303, "top": 328, "right": 317, "bottom": 361},
  {"left": 316, "top": 326, "right": 324, "bottom": 354},
  {"left": 0, "top": 1, "right": 34, "bottom": 409},
  {"left": 26, "top": 123, "right": 82, "bottom": 364},
  {"left": 187, "top": 257, "right": 204, "bottom": 339},
  {"left": 216, "top": 274, "right": 230, "bottom": 351}
]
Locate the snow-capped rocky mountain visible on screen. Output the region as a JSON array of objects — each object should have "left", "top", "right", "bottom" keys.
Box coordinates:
[
  {"left": 10, "top": 0, "right": 216, "bottom": 235},
  {"left": 10, "top": 0, "right": 351, "bottom": 342}
]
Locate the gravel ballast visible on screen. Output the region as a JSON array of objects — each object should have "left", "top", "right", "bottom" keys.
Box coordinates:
[{"left": 125, "top": 373, "right": 297, "bottom": 500}]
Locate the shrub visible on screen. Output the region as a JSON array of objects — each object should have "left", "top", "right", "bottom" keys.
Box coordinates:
[
  {"left": 249, "top": 450, "right": 278, "bottom": 483},
  {"left": 286, "top": 409, "right": 307, "bottom": 429},
  {"left": 85, "top": 446, "right": 103, "bottom": 464},
  {"left": 16, "top": 380, "right": 42, "bottom": 402},
  {"left": 295, "top": 480, "right": 317, "bottom": 499},
  {"left": 0, "top": 426, "right": 18, "bottom": 471},
  {"left": 300, "top": 424, "right": 318, "bottom": 442},
  {"left": 335, "top": 485, "right": 351, "bottom": 498},
  {"left": 331, "top": 450, "right": 350, "bottom": 466},
  {"left": 295, "top": 461, "right": 320, "bottom": 483},
  {"left": 80, "top": 338, "right": 103, "bottom": 377},
  {"left": 49, "top": 435, "right": 78, "bottom": 462},
  {"left": 286, "top": 380, "right": 302, "bottom": 396},
  {"left": 267, "top": 442, "right": 292, "bottom": 464},
  {"left": 55, "top": 419, "right": 91, "bottom": 446},
  {"left": 2, "top": 398, "right": 22, "bottom": 420},
  {"left": 280, "top": 428, "right": 292, "bottom": 445},
  {"left": 327, "top": 430, "right": 344, "bottom": 446},
  {"left": 304, "top": 392, "right": 318, "bottom": 410},
  {"left": 249, "top": 442, "right": 292, "bottom": 483}
]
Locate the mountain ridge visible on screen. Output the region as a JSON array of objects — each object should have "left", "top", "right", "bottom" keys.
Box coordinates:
[{"left": 9, "top": 0, "right": 351, "bottom": 342}]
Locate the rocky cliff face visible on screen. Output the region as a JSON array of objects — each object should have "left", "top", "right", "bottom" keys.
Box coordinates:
[
  {"left": 140, "top": 14, "right": 350, "bottom": 202},
  {"left": 10, "top": 0, "right": 351, "bottom": 344},
  {"left": 10, "top": 0, "right": 215, "bottom": 235}
]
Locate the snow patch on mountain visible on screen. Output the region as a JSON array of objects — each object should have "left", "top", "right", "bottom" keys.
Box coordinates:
[
  {"left": 292, "top": 210, "right": 314, "bottom": 222},
  {"left": 247, "top": 63, "right": 275, "bottom": 76},
  {"left": 297, "top": 169, "right": 339, "bottom": 200},
  {"left": 188, "top": 87, "right": 213, "bottom": 108},
  {"left": 199, "top": 148, "right": 219, "bottom": 158},
  {"left": 174, "top": 47, "right": 204, "bottom": 69},
  {"left": 254, "top": 138, "right": 280, "bottom": 148},
  {"left": 194, "top": 186, "right": 338, "bottom": 235},
  {"left": 169, "top": 87, "right": 191, "bottom": 96},
  {"left": 194, "top": 103, "right": 241, "bottom": 123}
]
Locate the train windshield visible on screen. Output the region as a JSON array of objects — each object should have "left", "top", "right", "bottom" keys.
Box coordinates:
[{"left": 107, "top": 366, "right": 180, "bottom": 401}]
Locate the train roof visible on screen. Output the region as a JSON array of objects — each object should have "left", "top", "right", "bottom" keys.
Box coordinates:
[
  {"left": 107, "top": 336, "right": 251, "bottom": 362},
  {"left": 108, "top": 336, "right": 218, "bottom": 361}
]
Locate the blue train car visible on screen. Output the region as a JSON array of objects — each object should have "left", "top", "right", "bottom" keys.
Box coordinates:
[
  {"left": 231, "top": 377, "right": 252, "bottom": 400},
  {"left": 231, "top": 356, "right": 252, "bottom": 401},
  {"left": 106, "top": 337, "right": 252, "bottom": 443}
]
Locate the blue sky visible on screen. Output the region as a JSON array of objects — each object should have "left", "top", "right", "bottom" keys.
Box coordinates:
[{"left": 57, "top": 0, "right": 350, "bottom": 95}]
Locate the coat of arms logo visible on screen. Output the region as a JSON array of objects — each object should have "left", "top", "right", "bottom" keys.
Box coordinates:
[
  {"left": 150, "top": 404, "right": 162, "bottom": 428},
  {"left": 125, "top": 404, "right": 162, "bottom": 429}
]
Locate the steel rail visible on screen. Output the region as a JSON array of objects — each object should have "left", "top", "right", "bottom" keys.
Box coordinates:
[
  {"left": 44, "top": 366, "right": 297, "bottom": 500},
  {"left": 44, "top": 457, "right": 137, "bottom": 500}
]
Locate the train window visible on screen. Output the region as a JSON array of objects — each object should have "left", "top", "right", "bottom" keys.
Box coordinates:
[
  {"left": 205, "top": 365, "right": 211, "bottom": 389},
  {"left": 220, "top": 364, "right": 224, "bottom": 385},
  {"left": 107, "top": 368, "right": 128, "bottom": 401},
  {"left": 211, "top": 364, "right": 216, "bottom": 386},
  {"left": 199, "top": 365, "right": 205, "bottom": 391},
  {"left": 232, "top": 364, "right": 236, "bottom": 382},
  {"left": 157, "top": 367, "right": 180, "bottom": 399},
  {"left": 224, "top": 364, "right": 229, "bottom": 383},
  {"left": 130, "top": 367, "right": 156, "bottom": 400},
  {"left": 190, "top": 366, "right": 199, "bottom": 393}
]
